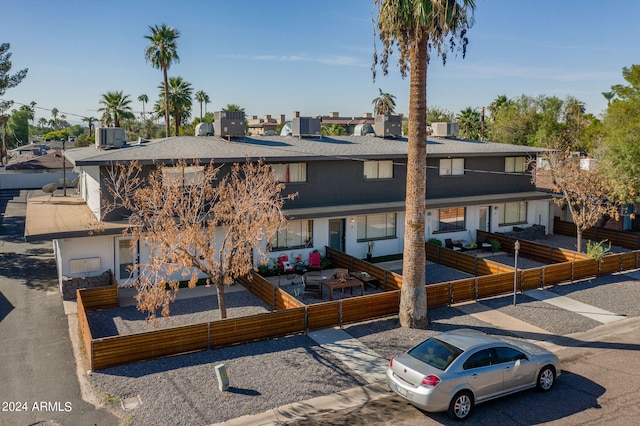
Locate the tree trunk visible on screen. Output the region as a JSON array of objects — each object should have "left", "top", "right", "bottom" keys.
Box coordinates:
[
  {"left": 215, "top": 280, "right": 227, "bottom": 320},
  {"left": 163, "top": 67, "right": 170, "bottom": 138},
  {"left": 576, "top": 229, "right": 583, "bottom": 253},
  {"left": 174, "top": 107, "right": 180, "bottom": 137},
  {"left": 399, "top": 31, "right": 428, "bottom": 329}
]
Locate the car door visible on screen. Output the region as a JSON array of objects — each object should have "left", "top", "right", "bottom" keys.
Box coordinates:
[
  {"left": 463, "top": 348, "right": 504, "bottom": 401},
  {"left": 494, "top": 346, "right": 536, "bottom": 392}
]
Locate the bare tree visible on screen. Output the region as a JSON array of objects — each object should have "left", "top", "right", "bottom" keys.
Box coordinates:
[
  {"left": 541, "top": 151, "right": 621, "bottom": 252},
  {"left": 103, "top": 159, "right": 294, "bottom": 322}
]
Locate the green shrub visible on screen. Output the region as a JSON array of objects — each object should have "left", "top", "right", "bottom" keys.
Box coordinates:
[
  {"left": 427, "top": 238, "right": 442, "bottom": 246},
  {"left": 490, "top": 239, "right": 501, "bottom": 253},
  {"left": 586, "top": 239, "right": 611, "bottom": 260}
]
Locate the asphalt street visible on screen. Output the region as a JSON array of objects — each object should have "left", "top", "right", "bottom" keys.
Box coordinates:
[{"left": 0, "top": 190, "right": 118, "bottom": 426}]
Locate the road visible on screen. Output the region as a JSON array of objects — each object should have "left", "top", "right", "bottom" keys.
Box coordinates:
[
  {"left": 0, "top": 190, "right": 118, "bottom": 426},
  {"left": 283, "top": 317, "right": 640, "bottom": 425}
]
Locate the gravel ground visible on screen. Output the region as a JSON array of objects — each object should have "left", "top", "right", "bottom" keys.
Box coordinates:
[{"left": 88, "top": 290, "right": 272, "bottom": 338}]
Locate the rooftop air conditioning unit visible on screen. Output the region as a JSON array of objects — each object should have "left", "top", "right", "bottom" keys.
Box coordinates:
[
  {"left": 195, "top": 122, "right": 215, "bottom": 136},
  {"left": 431, "top": 122, "right": 460, "bottom": 138},
  {"left": 374, "top": 114, "right": 402, "bottom": 138},
  {"left": 95, "top": 127, "right": 126, "bottom": 148},
  {"left": 214, "top": 111, "right": 245, "bottom": 138},
  {"left": 292, "top": 117, "right": 321, "bottom": 137}
]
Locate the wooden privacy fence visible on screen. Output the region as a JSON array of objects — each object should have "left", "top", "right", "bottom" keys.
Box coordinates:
[
  {"left": 553, "top": 218, "right": 640, "bottom": 250},
  {"left": 425, "top": 243, "right": 513, "bottom": 275},
  {"left": 477, "top": 230, "right": 590, "bottom": 263},
  {"left": 78, "top": 244, "right": 640, "bottom": 370}
]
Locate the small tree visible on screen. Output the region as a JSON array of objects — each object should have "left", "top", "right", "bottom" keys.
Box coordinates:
[
  {"left": 103, "top": 159, "right": 294, "bottom": 323},
  {"left": 542, "top": 151, "right": 621, "bottom": 252}
]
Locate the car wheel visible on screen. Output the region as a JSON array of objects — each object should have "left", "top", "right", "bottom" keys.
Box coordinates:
[
  {"left": 537, "top": 365, "right": 555, "bottom": 391},
  {"left": 447, "top": 390, "right": 473, "bottom": 420}
]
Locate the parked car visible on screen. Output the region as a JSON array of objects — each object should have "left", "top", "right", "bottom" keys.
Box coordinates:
[{"left": 386, "top": 329, "right": 561, "bottom": 420}]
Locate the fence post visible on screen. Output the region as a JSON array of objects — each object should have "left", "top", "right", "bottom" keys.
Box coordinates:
[
  {"left": 338, "top": 302, "right": 343, "bottom": 328},
  {"left": 541, "top": 267, "right": 545, "bottom": 289},
  {"left": 207, "top": 323, "right": 211, "bottom": 350},
  {"left": 449, "top": 282, "right": 453, "bottom": 306},
  {"left": 304, "top": 306, "right": 309, "bottom": 334},
  {"left": 474, "top": 277, "right": 478, "bottom": 301},
  {"left": 571, "top": 262, "right": 574, "bottom": 282}
]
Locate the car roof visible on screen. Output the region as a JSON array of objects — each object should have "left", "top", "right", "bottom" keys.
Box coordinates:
[{"left": 434, "top": 329, "right": 504, "bottom": 351}]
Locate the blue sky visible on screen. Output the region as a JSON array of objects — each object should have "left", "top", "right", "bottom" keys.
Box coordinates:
[{"left": 3, "top": 0, "right": 639, "bottom": 124}]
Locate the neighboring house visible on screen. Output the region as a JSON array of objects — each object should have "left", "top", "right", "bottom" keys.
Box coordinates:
[
  {"left": 24, "top": 132, "right": 551, "bottom": 289},
  {"left": 1, "top": 147, "right": 77, "bottom": 190},
  {"left": 247, "top": 114, "right": 285, "bottom": 136},
  {"left": 320, "top": 112, "right": 375, "bottom": 135}
]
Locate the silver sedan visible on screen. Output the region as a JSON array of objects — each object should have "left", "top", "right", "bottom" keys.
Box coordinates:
[{"left": 386, "top": 329, "right": 561, "bottom": 420}]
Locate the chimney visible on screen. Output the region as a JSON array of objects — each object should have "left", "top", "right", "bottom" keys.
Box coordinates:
[
  {"left": 265, "top": 114, "right": 272, "bottom": 121},
  {"left": 280, "top": 114, "right": 286, "bottom": 124},
  {"left": 293, "top": 111, "right": 300, "bottom": 118},
  {"left": 363, "top": 112, "right": 373, "bottom": 118},
  {"left": 330, "top": 111, "right": 339, "bottom": 118}
]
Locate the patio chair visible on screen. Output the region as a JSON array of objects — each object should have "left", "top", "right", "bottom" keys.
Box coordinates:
[
  {"left": 278, "top": 255, "right": 296, "bottom": 280},
  {"left": 307, "top": 251, "right": 322, "bottom": 275},
  {"left": 445, "top": 238, "right": 462, "bottom": 251},
  {"left": 303, "top": 273, "right": 322, "bottom": 298}
]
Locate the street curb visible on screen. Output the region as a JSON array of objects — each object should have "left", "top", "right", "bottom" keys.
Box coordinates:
[{"left": 210, "top": 381, "right": 390, "bottom": 426}]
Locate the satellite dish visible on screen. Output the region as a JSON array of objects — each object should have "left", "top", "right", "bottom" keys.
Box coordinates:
[{"left": 42, "top": 183, "right": 58, "bottom": 194}]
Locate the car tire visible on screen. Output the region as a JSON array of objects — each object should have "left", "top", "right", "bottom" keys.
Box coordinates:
[
  {"left": 447, "top": 390, "right": 474, "bottom": 421},
  {"left": 536, "top": 365, "right": 555, "bottom": 391}
]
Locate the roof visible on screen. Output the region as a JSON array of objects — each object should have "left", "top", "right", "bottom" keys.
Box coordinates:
[
  {"left": 64, "top": 135, "right": 549, "bottom": 167},
  {"left": 5, "top": 150, "right": 74, "bottom": 170}
]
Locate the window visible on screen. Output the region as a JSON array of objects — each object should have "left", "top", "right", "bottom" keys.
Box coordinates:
[
  {"left": 408, "top": 338, "right": 463, "bottom": 371},
  {"left": 271, "top": 220, "right": 313, "bottom": 249},
  {"left": 505, "top": 156, "right": 526, "bottom": 173},
  {"left": 494, "top": 347, "right": 528, "bottom": 363},
  {"left": 437, "top": 207, "right": 466, "bottom": 232},
  {"left": 463, "top": 349, "right": 496, "bottom": 370},
  {"left": 272, "top": 162, "right": 307, "bottom": 183},
  {"left": 439, "top": 158, "right": 464, "bottom": 176},
  {"left": 357, "top": 213, "right": 396, "bottom": 240},
  {"left": 500, "top": 202, "right": 527, "bottom": 225},
  {"left": 162, "top": 165, "right": 204, "bottom": 187},
  {"left": 364, "top": 160, "right": 393, "bottom": 179}
]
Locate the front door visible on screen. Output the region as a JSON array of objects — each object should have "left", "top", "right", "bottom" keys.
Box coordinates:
[
  {"left": 329, "top": 219, "right": 345, "bottom": 252},
  {"left": 115, "top": 237, "right": 138, "bottom": 285},
  {"left": 479, "top": 207, "right": 489, "bottom": 232}
]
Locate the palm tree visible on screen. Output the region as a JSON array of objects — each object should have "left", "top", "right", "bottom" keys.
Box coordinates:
[
  {"left": 82, "top": 116, "right": 98, "bottom": 137},
  {"left": 98, "top": 91, "right": 134, "bottom": 128},
  {"left": 456, "top": 107, "right": 482, "bottom": 139},
  {"left": 144, "top": 24, "right": 180, "bottom": 138},
  {"left": 138, "top": 94, "right": 149, "bottom": 120},
  {"left": 194, "top": 90, "right": 210, "bottom": 121},
  {"left": 158, "top": 76, "right": 193, "bottom": 136},
  {"left": 222, "top": 104, "right": 245, "bottom": 112},
  {"left": 29, "top": 101, "right": 36, "bottom": 127},
  {"left": 602, "top": 91, "right": 615, "bottom": 106},
  {"left": 373, "top": 0, "right": 475, "bottom": 328},
  {"left": 51, "top": 107, "right": 59, "bottom": 130},
  {"left": 372, "top": 88, "right": 397, "bottom": 115},
  {"left": 38, "top": 117, "right": 47, "bottom": 134}
]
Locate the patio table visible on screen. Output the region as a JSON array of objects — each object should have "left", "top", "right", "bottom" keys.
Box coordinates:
[{"left": 321, "top": 277, "right": 364, "bottom": 301}]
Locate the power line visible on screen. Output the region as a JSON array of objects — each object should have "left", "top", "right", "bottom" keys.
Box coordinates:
[{"left": 0, "top": 98, "right": 91, "bottom": 119}]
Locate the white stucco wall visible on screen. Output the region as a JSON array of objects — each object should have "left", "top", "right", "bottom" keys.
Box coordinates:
[{"left": 81, "top": 166, "right": 101, "bottom": 219}]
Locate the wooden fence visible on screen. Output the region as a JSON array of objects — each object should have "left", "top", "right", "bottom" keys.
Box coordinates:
[
  {"left": 553, "top": 218, "right": 640, "bottom": 250},
  {"left": 477, "top": 230, "right": 590, "bottom": 263},
  {"left": 79, "top": 242, "right": 640, "bottom": 370}
]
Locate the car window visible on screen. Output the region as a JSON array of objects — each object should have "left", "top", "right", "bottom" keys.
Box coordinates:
[
  {"left": 408, "top": 338, "right": 463, "bottom": 371},
  {"left": 463, "top": 349, "right": 496, "bottom": 370},
  {"left": 494, "top": 346, "right": 528, "bottom": 363}
]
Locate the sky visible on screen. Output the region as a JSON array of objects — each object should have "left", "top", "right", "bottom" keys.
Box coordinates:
[{"left": 3, "top": 0, "right": 639, "bottom": 125}]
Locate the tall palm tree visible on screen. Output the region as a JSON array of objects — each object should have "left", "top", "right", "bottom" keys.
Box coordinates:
[
  {"left": 194, "top": 90, "right": 210, "bottom": 121},
  {"left": 373, "top": 0, "right": 475, "bottom": 328},
  {"left": 456, "top": 107, "right": 482, "bottom": 139},
  {"left": 602, "top": 91, "right": 615, "bottom": 107},
  {"left": 98, "top": 91, "right": 134, "bottom": 128},
  {"left": 144, "top": 24, "right": 180, "bottom": 138},
  {"left": 82, "top": 116, "right": 98, "bottom": 137},
  {"left": 372, "top": 88, "right": 397, "bottom": 115},
  {"left": 29, "top": 101, "right": 36, "bottom": 127},
  {"left": 138, "top": 94, "right": 149, "bottom": 120},
  {"left": 38, "top": 117, "right": 47, "bottom": 134},
  {"left": 158, "top": 76, "right": 193, "bottom": 136},
  {"left": 51, "top": 107, "right": 59, "bottom": 130}
]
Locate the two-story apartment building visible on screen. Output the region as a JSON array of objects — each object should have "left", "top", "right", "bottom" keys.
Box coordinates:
[{"left": 24, "top": 132, "right": 551, "bottom": 288}]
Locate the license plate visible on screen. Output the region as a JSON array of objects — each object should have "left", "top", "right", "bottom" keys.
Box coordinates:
[{"left": 396, "top": 385, "right": 408, "bottom": 397}]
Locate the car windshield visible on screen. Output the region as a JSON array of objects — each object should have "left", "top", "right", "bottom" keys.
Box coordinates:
[{"left": 408, "top": 338, "right": 463, "bottom": 371}]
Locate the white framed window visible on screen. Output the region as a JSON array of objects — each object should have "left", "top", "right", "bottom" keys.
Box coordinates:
[
  {"left": 505, "top": 156, "right": 527, "bottom": 173},
  {"left": 364, "top": 160, "right": 393, "bottom": 179},
  {"left": 436, "top": 207, "right": 466, "bottom": 232},
  {"left": 272, "top": 162, "right": 307, "bottom": 183},
  {"left": 500, "top": 202, "right": 528, "bottom": 225},
  {"left": 439, "top": 158, "right": 465, "bottom": 176},
  {"left": 271, "top": 220, "right": 313, "bottom": 249},
  {"left": 357, "top": 213, "right": 397, "bottom": 240},
  {"left": 162, "top": 165, "right": 204, "bottom": 187}
]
